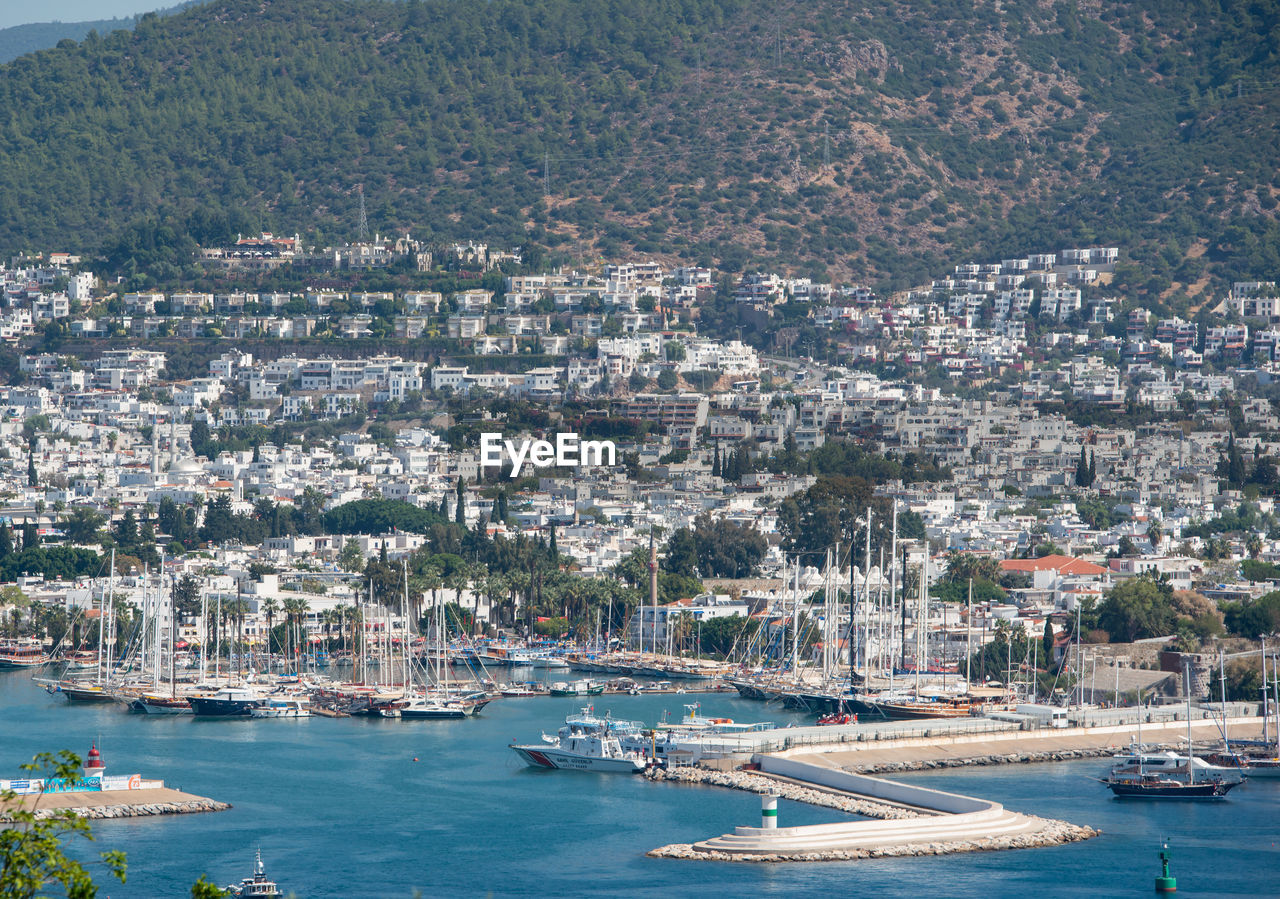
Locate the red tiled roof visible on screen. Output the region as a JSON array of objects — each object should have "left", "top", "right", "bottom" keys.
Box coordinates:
[{"left": 999, "top": 554, "right": 1107, "bottom": 576}]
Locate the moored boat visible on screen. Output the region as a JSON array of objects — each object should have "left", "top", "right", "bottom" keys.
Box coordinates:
[
  {"left": 0, "top": 639, "right": 49, "bottom": 670},
  {"left": 131, "top": 693, "right": 193, "bottom": 715},
  {"left": 250, "top": 697, "right": 311, "bottom": 719},
  {"left": 1103, "top": 771, "right": 1240, "bottom": 799},
  {"left": 510, "top": 710, "right": 648, "bottom": 773},
  {"left": 189, "top": 686, "right": 266, "bottom": 717}
]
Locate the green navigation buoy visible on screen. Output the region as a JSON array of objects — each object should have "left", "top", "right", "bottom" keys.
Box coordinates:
[{"left": 1155, "top": 845, "right": 1177, "bottom": 893}]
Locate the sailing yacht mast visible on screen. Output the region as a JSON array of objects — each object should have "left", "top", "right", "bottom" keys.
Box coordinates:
[
  {"left": 403, "top": 561, "right": 411, "bottom": 691},
  {"left": 966, "top": 577, "right": 973, "bottom": 689},
  {"left": 104, "top": 548, "right": 116, "bottom": 687},
  {"left": 915, "top": 548, "right": 925, "bottom": 696},
  {"left": 887, "top": 501, "right": 897, "bottom": 688},
  {"left": 862, "top": 507, "right": 872, "bottom": 675},
  {"left": 1185, "top": 660, "right": 1194, "bottom": 787},
  {"left": 790, "top": 557, "right": 799, "bottom": 673}
]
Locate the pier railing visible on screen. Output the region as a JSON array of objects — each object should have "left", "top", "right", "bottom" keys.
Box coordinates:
[{"left": 691, "top": 702, "right": 1262, "bottom": 759}]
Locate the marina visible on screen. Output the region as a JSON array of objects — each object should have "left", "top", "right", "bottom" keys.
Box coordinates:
[{"left": 4, "top": 672, "right": 1280, "bottom": 896}]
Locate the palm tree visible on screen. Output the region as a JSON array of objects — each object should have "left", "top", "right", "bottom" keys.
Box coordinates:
[
  {"left": 506, "top": 571, "right": 529, "bottom": 631},
  {"left": 282, "top": 597, "right": 310, "bottom": 669},
  {"left": 445, "top": 567, "right": 469, "bottom": 633},
  {"left": 468, "top": 563, "right": 488, "bottom": 636},
  {"left": 480, "top": 574, "right": 506, "bottom": 632},
  {"left": 321, "top": 608, "right": 338, "bottom": 650},
  {"left": 333, "top": 603, "right": 352, "bottom": 654},
  {"left": 261, "top": 597, "right": 280, "bottom": 658},
  {"left": 224, "top": 597, "right": 249, "bottom": 676}
]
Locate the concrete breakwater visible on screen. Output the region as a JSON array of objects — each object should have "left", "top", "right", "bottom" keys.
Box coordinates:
[
  {"left": 649, "top": 817, "right": 1098, "bottom": 863},
  {"left": 647, "top": 755, "right": 1098, "bottom": 862},
  {"left": 32, "top": 797, "right": 231, "bottom": 820},
  {"left": 645, "top": 765, "right": 921, "bottom": 820}
]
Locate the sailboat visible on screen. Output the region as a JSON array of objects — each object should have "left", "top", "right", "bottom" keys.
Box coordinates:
[
  {"left": 1207, "top": 641, "right": 1280, "bottom": 777},
  {"left": 133, "top": 571, "right": 192, "bottom": 715},
  {"left": 41, "top": 551, "right": 119, "bottom": 702},
  {"left": 384, "top": 561, "right": 491, "bottom": 720},
  {"left": 1103, "top": 672, "right": 1244, "bottom": 799}
]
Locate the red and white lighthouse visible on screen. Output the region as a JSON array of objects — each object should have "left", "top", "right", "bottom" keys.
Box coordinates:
[{"left": 83, "top": 743, "right": 106, "bottom": 781}]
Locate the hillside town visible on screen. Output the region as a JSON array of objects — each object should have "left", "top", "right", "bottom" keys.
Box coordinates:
[{"left": 1, "top": 237, "right": 1279, "bottom": 702}]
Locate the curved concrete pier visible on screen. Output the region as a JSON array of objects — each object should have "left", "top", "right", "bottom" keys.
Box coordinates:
[{"left": 651, "top": 755, "right": 1096, "bottom": 861}]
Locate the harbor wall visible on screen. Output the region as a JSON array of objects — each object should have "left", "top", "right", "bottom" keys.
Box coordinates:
[
  {"left": 758, "top": 755, "right": 992, "bottom": 815},
  {"left": 767, "top": 715, "right": 1267, "bottom": 765}
]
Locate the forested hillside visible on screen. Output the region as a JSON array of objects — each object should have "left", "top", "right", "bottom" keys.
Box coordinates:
[{"left": 0, "top": 0, "right": 1276, "bottom": 295}]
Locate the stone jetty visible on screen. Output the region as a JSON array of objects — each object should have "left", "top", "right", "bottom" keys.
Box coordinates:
[
  {"left": 845, "top": 746, "right": 1119, "bottom": 775},
  {"left": 7, "top": 787, "right": 230, "bottom": 821}
]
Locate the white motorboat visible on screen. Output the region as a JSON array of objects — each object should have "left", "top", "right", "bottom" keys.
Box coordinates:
[
  {"left": 250, "top": 697, "right": 311, "bottom": 719},
  {"left": 227, "top": 849, "right": 280, "bottom": 897},
  {"left": 510, "top": 709, "right": 648, "bottom": 773}
]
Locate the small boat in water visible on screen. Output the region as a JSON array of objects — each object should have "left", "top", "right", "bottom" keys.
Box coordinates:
[
  {"left": 250, "top": 697, "right": 311, "bottom": 719},
  {"left": 549, "top": 679, "right": 604, "bottom": 697},
  {"left": 131, "top": 692, "right": 193, "bottom": 715},
  {"left": 226, "top": 849, "right": 280, "bottom": 897}
]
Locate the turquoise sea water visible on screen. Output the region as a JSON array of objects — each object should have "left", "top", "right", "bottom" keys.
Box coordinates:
[{"left": 3, "top": 672, "right": 1276, "bottom": 897}]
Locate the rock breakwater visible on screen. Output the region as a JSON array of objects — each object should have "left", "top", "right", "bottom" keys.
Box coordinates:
[
  {"left": 32, "top": 798, "right": 231, "bottom": 820},
  {"left": 846, "top": 747, "right": 1117, "bottom": 775},
  {"left": 645, "top": 765, "right": 919, "bottom": 820}
]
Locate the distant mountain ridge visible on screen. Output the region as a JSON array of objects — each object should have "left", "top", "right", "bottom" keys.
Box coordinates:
[
  {"left": 0, "top": 4, "right": 207, "bottom": 64},
  {"left": 0, "top": 18, "right": 140, "bottom": 63},
  {"left": 0, "top": 0, "right": 1275, "bottom": 302}
]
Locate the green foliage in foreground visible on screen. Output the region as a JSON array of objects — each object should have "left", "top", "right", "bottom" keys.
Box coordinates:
[{"left": 0, "top": 750, "right": 127, "bottom": 898}]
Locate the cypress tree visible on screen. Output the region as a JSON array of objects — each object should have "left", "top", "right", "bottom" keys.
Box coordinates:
[
  {"left": 1042, "top": 619, "right": 1055, "bottom": 667},
  {"left": 439, "top": 495, "right": 449, "bottom": 519},
  {"left": 1228, "top": 435, "right": 1246, "bottom": 486},
  {"left": 1087, "top": 450, "right": 1096, "bottom": 486},
  {"left": 549, "top": 523, "right": 558, "bottom": 557},
  {"left": 0, "top": 524, "right": 11, "bottom": 559},
  {"left": 1075, "top": 446, "right": 1088, "bottom": 487},
  {"left": 22, "top": 519, "right": 37, "bottom": 549},
  {"left": 711, "top": 445, "right": 721, "bottom": 478},
  {"left": 455, "top": 488, "right": 465, "bottom": 526},
  {"left": 27, "top": 447, "right": 36, "bottom": 488}
]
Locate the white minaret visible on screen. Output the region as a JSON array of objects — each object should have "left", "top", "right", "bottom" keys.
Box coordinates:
[{"left": 151, "top": 411, "right": 160, "bottom": 480}]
